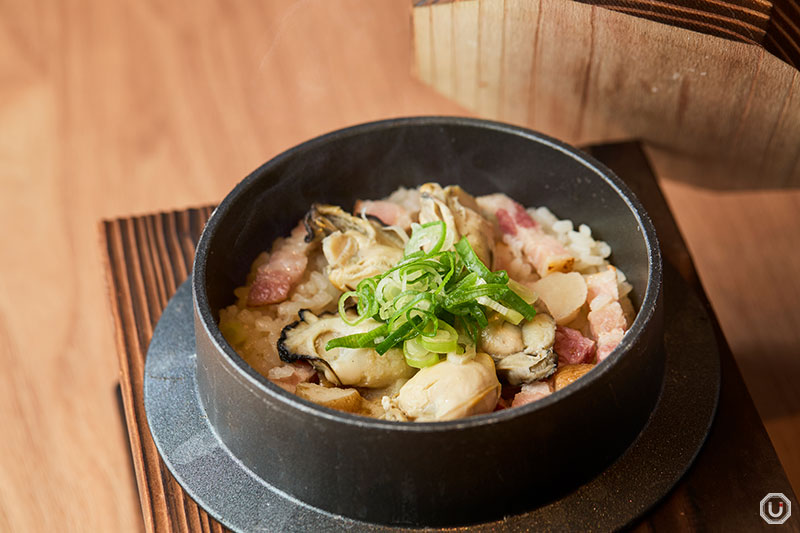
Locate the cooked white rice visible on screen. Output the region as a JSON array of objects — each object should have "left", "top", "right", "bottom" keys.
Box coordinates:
[
  {"left": 529, "top": 206, "right": 632, "bottom": 299},
  {"left": 220, "top": 189, "right": 633, "bottom": 380},
  {"left": 219, "top": 248, "right": 339, "bottom": 376}
]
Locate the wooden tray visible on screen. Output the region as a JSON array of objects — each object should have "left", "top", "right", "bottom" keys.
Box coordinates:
[{"left": 102, "top": 142, "right": 798, "bottom": 532}]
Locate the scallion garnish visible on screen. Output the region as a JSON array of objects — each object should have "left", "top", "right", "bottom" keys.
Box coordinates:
[{"left": 325, "top": 223, "right": 536, "bottom": 362}]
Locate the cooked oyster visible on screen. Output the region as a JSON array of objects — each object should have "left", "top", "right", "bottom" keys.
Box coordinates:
[
  {"left": 395, "top": 353, "right": 501, "bottom": 421},
  {"left": 418, "top": 183, "right": 495, "bottom": 266},
  {"left": 495, "top": 352, "right": 557, "bottom": 386},
  {"left": 480, "top": 313, "right": 558, "bottom": 385},
  {"left": 277, "top": 310, "right": 415, "bottom": 388},
  {"left": 521, "top": 313, "right": 557, "bottom": 354},
  {"left": 304, "top": 204, "right": 404, "bottom": 291},
  {"left": 479, "top": 319, "right": 524, "bottom": 356}
]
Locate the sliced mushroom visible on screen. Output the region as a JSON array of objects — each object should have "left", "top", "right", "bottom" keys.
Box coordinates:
[
  {"left": 295, "top": 382, "right": 365, "bottom": 414},
  {"left": 551, "top": 364, "right": 594, "bottom": 391},
  {"left": 395, "top": 353, "right": 501, "bottom": 421},
  {"left": 277, "top": 310, "right": 415, "bottom": 388}
]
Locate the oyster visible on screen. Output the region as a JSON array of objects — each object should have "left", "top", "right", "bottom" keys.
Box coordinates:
[
  {"left": 418, "top": 183, "right": 495, "bottom": 266},
  {"left": 395, "top": 353, "right": 501, "bottom": 421},
  {"left": 521, "top": 313, "right": 557, "bottom": 353},
  {"left": 277, "top": 310, "right": 415, "bottom": 388},
  {"left": 304, "top": 204, "right": 404, "bottom": 291},
  {"left": 479, "top": 319, "right": 524, "bottom": 356},
  {"left": 495, "top": 352, "right": 557, "bottom": 385},
  {"left": 480, "top": 313, "right": 558, "bottom": 385}
]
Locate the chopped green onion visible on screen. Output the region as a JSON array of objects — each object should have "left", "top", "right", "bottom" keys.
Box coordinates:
[
  {"left": 498, "top": 289, "right": 537, "bottom": 321},
  {"left": 404, "top": 221, "right": 446, "bottom": 256},
  {"left": 355, "top": 323, "right": 389, "bottom": 347},
  {"left": 507, "top": 279, "right": 536, "bottom": 304},
  {"left": 329, "top": 226, "right": 538, "bottom": 359},
  {"left": 337, "top": 292, "right": 361, "bottom": 325},
  {"left": 403, "top": 337, "right": 440, "bottom": 368},
  {"left": 469, "top": 304, "right": 489, "bottom": 328},
  {"left": 454, "top": 237, "right": 494, "bottom": 280},
  {"left": 325, "top": 331, "right": 366, "bottom": 350},
  {"left": 404, "top": 335, "right": 429, "bottom": 357},
  {"left": 419, "top": 320, "right": 458, "bottom": 353},
  {"left": 477, "top": 296, "right": 524, "bottom": 325},
  {"left": 443, "top": 283, "right": 508, "bottom": 308},
  {"left": 375, "top": 318, "right": 419, "bottom": 354}
]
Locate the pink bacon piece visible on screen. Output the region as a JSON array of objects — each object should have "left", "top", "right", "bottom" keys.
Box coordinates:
[
  {"left": 267, "top": 361, "right": 317, "bottom": 394},
  {"left": 353, "top": 199, "right": 412, "bottom": 231},
  {"left": 247, "top": 223, "right": 313, "bottom": 306},
  {"left": 595, "top": 328, "right": 625, "bottom": 361},
  {"left": 511, "top": 381, "right": 552, "bottom": 408},
  {"left": 585, "top": 266, "right": 627, "bottom": 361},
  {"left": 554, "top": 326, "right": 596, "bottom": 364},
  {"left": 586, "top": 265, "right": 619, "bottom": 308},
  {"left": 477, "top": 194, "right": 573, "bottom": 277},
  {"left": 493, "top": 395, "right": 511, "bottom": 412}
]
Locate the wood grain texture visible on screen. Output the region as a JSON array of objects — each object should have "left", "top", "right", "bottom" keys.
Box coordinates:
[
  {"left": 412, "top": 0, "right": 800, "bottom": 188},
  {"left": 585, "top": 144, "right": 798, "bottom": 532},
  {"left": 765, "top": 0, "right": 800, "bottom": 69},
  {"left": 578, "top": 0, "right": 771, "bottom": 46},
  {"left": 103, "top": 209, "right": 225, "bottom": 533},
  {"left": 653, "top": 151, "right": 800, "bottom": 498},
  {"left": 1, "top": 0, "right": 799, "bottom": 530},
  {"left": 417, "top": 0, "right": 796, "bottom": 68}
]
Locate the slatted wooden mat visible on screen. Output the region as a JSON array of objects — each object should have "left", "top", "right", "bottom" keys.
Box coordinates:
[
  {"left": 102, "top": 143, "right": 797, "bottom": 532},
  {"left": 103, "top": 207, "right": 227, "bottom": 533}
]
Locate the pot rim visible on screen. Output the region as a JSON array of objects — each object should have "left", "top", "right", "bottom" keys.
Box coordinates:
[{"left": 192, "top": 115, "right": 662, "bottom": 432}]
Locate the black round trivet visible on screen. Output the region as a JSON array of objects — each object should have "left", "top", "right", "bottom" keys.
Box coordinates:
[{"left": 144, "top": 263, "right": 719, "bottom": 532}]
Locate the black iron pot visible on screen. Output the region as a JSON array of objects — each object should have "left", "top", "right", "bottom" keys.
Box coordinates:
[{"left": 192, "top": 117, "right": 664, "bottom": 527}]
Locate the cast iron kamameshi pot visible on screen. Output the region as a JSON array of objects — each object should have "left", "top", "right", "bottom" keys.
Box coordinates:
[{"left": 193, "top": 117, "right": 664, "bottom": 527}]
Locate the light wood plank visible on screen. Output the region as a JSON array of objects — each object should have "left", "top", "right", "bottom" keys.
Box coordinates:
[
  {"left": 413, "top": 0, "right": 800, "bottom": 187},
  {"left": 452, "top": 0, "right": 480, "bottom": 110},
  {"left": 654, "top": 156, "right": 800, "bottom": 489},
  {"left": 0, "top": 1, "right": 464, "bottom": 531},
  {"left": 475, "top": 0, "right": 506, "bottom": 118}
]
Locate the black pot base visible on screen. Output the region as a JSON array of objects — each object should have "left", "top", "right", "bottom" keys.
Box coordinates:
[{"left": 144, "top": 262, "right": 719, "bottom": 532}]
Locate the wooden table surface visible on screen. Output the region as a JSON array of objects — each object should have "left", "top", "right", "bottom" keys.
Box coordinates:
[{"left": 1, "top": 1, "right": 798, "bottom": 531}]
